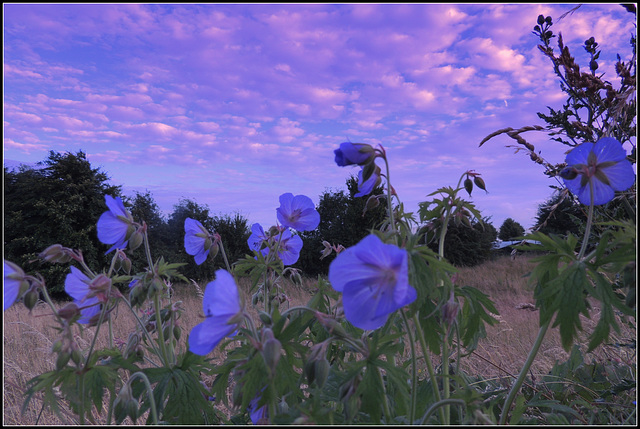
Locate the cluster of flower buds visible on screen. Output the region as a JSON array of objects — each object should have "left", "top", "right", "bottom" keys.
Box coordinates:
[
  {"left": 38, "top": 244, "right": 77, "bottom": 264},
  {"left": 462, "top": 170, "right": 487, "bottom": 196},
  {"left": 113, "top": 381, "right": 139, "bottom": 424},
  {"left": 320, "top": 241, "right": 345, "bottom": 260},
  {"left": 304, "top": 341, "right": 330, "bottom": 388},
  {"left": 51, "top": 324, "right": 83, "bottom": 370}
]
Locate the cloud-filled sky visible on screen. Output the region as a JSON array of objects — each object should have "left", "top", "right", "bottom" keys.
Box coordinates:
[{"left": 3, "top": 3, "right": 636, "bottom": 231}]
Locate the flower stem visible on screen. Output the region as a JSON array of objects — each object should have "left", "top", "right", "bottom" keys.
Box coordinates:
[
  {"left": 499, "top": 181, "right": 596, "bottom": 424},
  {"left": 412, "top": 313, "right": 445, "bottom": 423},
  {"left": 128, "top": 372, "right": 159, "bottom": 425},
  {"left": 401, "top": 311, "right": 417, "bottom": 424},
  {"left": 381, "top": 153, "right": 396, "bottom": 237},
  {"left": 498, "top": 321, "right": 550, "bottom": 425}
]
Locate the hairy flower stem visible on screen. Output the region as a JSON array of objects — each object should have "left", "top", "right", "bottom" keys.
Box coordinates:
[
  {"left": 419, "top": 399, "right": 466, "bottom": 425},
  {"left": 218, "top": 239, "right": 232, "bottom": 273},
  {"left": 121, "top": 299, "right": 163, "bottom": 367},
  {"left": 381, "top": 151, "right": 397, "bottom": 241},
  {"left": 153, "top": 293, "right": 170, "bottom": 366},
  {"left": 499, "top": 182, "right": 596, "bottom": 425},
  {"left": 128, "top": 372, "right": 159, "bottom": 425}
]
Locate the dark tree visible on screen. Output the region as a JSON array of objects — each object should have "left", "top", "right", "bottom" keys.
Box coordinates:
[
  {"left": 3, "top": 151, "right": 121, "bottom": 297},
  {"left": 426, "top": 218, "right": 497, "bottom": 267},
  {"left": 534, "top": 191, "right": 586, "bottom": 236},
  {"left": 498, "top": 218, "right": 526, "bottom": 241}
]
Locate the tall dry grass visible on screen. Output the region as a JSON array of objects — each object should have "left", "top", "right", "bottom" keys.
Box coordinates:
[{"left": 3, "top": 255, "right": 635, "bottom": 425}]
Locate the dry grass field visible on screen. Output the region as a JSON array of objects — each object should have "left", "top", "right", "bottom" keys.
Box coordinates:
[{"left": 3, "top": 255, "right": 636, "bottom": 425}]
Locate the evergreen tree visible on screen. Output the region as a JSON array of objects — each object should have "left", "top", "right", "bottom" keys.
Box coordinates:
[
  {"left": 498, "top": 218, "right": 525, "bottom": 241},
  {"left": 533, "top": 191, "right": 586, "bottom": 236},
  {"left": 426, "top": 217, "right": 497, "bottom": 267}
]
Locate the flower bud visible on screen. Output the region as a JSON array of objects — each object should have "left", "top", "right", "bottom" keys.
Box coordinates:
[
  {"left": 559, "top": 166, "right": 579, "bottom": 180},
  {"left": 124, "top": 223, "right": 136, "bottom": 242},
  {"left": 473, "top": 176, "right": 487, "bottom": 192},
  {"left": 128, "top": 229, "right": 144, "bottom": 252},
  {"left": 262, "top": 338, "right": 282, "bottom": 375},
  {"left": 208, "top": 242, "right": 220, "bottom": 261},
  {"left": 23, "top": 287, "right": 39, "bottom": 311},
  {"left": 71, "top": 347, "right": 83, "bottom": 366},
  {"left": 39, "top": 244, "right": 72, "bottom": 264},
  {"left": 56, "top": 351, "right": 71, "bottom": 370},
  {"left": 314, "top": 358, "right": 330, "bottom": 388},
  {"left": 124, "top": 332, "right": 140, "bottom": 359},
  {"left": 464, "top": 177, "right": 473, "bottom": 196},
  {"left": 51, "top": 339, "right": 63, "bottom": 354},
  {"left": 258, "top": 312, "right": 272, "bottom": 325},
  {"left": 58, "top": 302, "right": 81, "bottom": 321},
  {"left": 315, "top": 312, "right": 348, "bottom": 339},
  {"left": 442, "top": 292, "right": 460, "bottom": 327},
  {"left": 173, "top": 325, "right": 182, "bottom": 341},
  {"left": 114, "top": 382, "right": 139, "bottom": 424},
  {"left": 304, "top": 359, "right": 316, "bottom": 385}
]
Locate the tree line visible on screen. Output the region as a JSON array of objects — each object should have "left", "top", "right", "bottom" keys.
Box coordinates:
[{"left": 4, "top": 150, "right": 583, "bottom": 298}]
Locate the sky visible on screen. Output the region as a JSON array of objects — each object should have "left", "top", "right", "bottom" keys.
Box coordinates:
[{"left": 3, "top": 3, "right": 637, "bottom": 232}]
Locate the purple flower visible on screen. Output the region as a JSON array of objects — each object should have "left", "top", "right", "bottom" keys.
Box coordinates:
[
  {"left": 4, "top": 260, "right": 28, "bottom": 311},
  {"left": 328, "top": 235, "right": 416, "bottom": 330},
  {"left": 184, "top": 218, "right": 216, "bottom": 265},
  {"left": 64, "top": 266, "right": 102, "bottom": 324},
  {"left": 263, "top": 229, "right": 303, "bottom": 266},
  {"left": 248, "top": 393, "right": 268, "bottom": 424},
  {"left": 334, "top": 142, "right": 374, "bottom": 167},
  {"left": 354, "top": 166, "right": 381, "bottom": 197},
  {"left": 276, "top": 193, "right": 320, "bottom": 231},
  {"left": 248, "top": 223, "right": 270, "bottom": 252},
  {"left": 97, "top": 195, "right": 134, "bottom": 254},
  {"left": 560, "top": 137, "right": 635, "bottom": 206},
  {"left": 189, "top": 270, "right": 241, "bottom": 355}
]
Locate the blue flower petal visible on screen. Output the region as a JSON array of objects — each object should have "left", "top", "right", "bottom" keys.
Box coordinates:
[
  {"left": 184, "top": 218, "right": 210, "bottom": 265},
  {"left": 278, "top": 232, "right": 303, "bottom": 266},
  {"left": 189, "top": 315, "right": 236, "bottom": 355},
  {"left": 329, "top": 235, "right": 415, "bottom": 330},
  {"left": 64, "top": 266, "right": 91, "bottom": 301},
  {"left": 4, "top": 261, "right": 22, "bottom": 311},
  {"left": 601, "top": 159, "right": 636, "bottom": 191},
  {"left": 202, "top": 270, "right": 240, "bottom": 318},
  {"left": 276, "top": 193, "right": 320, "bottom": 231}
]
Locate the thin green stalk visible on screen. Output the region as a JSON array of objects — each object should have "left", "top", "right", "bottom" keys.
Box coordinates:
[
  {"left": 381, "top": 154, "right": 396, "bottom": 236},
  {"left": 419, "top": 399, "right": 466, "bottom": 425},
  {"left": 121, "top": 298, "right": 163, "bottom": 363},
  {"left": 378, "top": 367, "right": 392, "bottom": 422},
  {"left": 442, "top": 335, "right": 450, "bottom": 425},
  {"left": 401, "top": 311, "right": 417, "bottom": 424},
  {"left": 153, "top": 293, "right": 170, "bottom": 366},
  {"left": 218, "top": 239, "right": 232, "bottom": 272},
  {"left": 499, "top": 182, "right": 596, "bottom": 425},
  {"left": 412, "top": 313, "right": 445, "bottom": 423},
  {"left": 498, "top": 321, "right": 550, "bottom": 425}
]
